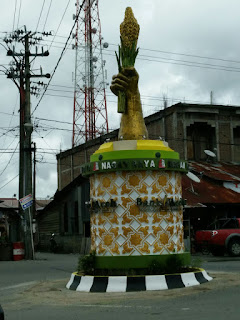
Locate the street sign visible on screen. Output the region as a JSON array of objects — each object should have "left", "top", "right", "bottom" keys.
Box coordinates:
[{"left": 19, "top": 194, "right": 33, "bottom": 210}]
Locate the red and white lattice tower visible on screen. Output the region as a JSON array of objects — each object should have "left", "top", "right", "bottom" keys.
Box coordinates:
[{"left": 72, "top": 0, "right": 109, "bottom": 147}]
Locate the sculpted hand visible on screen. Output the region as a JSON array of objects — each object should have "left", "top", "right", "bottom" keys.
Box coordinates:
[{"left": 110, "top": 67, "right": 139, "bottom": 98}]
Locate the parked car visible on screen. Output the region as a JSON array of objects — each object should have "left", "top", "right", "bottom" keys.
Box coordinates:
[{"left": 195, "top": 218, "right": 240, "bottom": 256}]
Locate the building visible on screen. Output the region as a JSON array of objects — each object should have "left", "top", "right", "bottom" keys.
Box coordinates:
[
  {"left": 37, "top": 175, "right": 90, "bottom": 253},
  {"left": 0, "top": 198, "right": 50, "bottom": 260},
  {"left": 57, "top": 103, "right": 240, "bottom": 189},
  {"left": 38, "top": 103, "right": 240, "bottom": 253}
]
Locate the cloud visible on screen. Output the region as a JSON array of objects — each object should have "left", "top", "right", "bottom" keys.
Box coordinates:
[{"left": 1, "top": 0, "right": 240, "bottom": 198}]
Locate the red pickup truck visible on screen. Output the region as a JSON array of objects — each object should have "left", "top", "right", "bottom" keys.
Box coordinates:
[{"left": 195, "top": 218, "right": 240, "bottom": 256}]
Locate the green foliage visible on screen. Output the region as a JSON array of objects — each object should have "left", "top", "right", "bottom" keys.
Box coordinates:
[
  {"left": 190, "top": 257, "right": 203, "bottom": 268},
  {"left": 77, "top": 253, "right": 199, "bottom": 276},
  {"left": 119, "top": 37, "right": 139, "bottom": 68},
  {"left": 0, "top": 234, "right": 9, "bottom": 246},
  {"left": 78, "top": 251, "right": 96, "bottom": 275},
  {"left": 166, "top": 254, "right": 183, "bottom": 274},
  {"left": 115, "top": 37, "right": 139, "bottom": 113},
  {"left": 115, "top": 37, "right": 139, "bottom": 72},
  {"left": 148, "top": 255, "right": 184, "bottom": 275},
  {"left": 148, "top": 260, "right": 166, "bottom": 275}
]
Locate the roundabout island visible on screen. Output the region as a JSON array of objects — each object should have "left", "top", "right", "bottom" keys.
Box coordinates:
[{"left": 66, "top": 7, "right": 212, "bottom": 292}]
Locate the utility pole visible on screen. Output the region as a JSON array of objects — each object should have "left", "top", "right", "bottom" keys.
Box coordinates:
[
  {"left": 33, "top": 142, "right": 36, "bottom": 219},
  {"left": 5, "top": 27, "right": 51, "bottom": 259},
  {"left": 19, "top": 62, "right": 25, "bottom": 237}
]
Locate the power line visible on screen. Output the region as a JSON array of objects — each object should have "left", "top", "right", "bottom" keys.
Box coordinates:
[
  {"left": 12, "top": 0, "right": 18, "bottom": 32},
  {"left": 29, "top": 39, "right": 240, "bottom": 73},
  {"left": 103, "top": 52, "right": 240, "bottom": 74},
  {"left": 38, "top": 33, "right": 240, "bottom": 64},
  {"left": 0, "top": 137, "right": 18, "bottom": 160},
  {"left": 42, "top": 0, "right": 53, "bottom": 31},
  {"left": 0, "top": 174, "right": 19, "bottom": 191},
  {"left": 35, "top": 0, "right": 46, "bottom": 32},
  {"left": 48, "top": 0, "right": 71, "bottom": 50},
  {"left": 0, "top": 93, "right": 19, "bottom": 151},
  {"left": 31, "top": 0, "right": 86, "bottom": 115},
  {"left": 0, "top": 141, "right": 19, "bottom": 177},
  {"left": 0, "top": 127, "right": 19, "bottom": 138},
  {"left": 2, "top": 31, "right": 240, "bottom": 66},
  {"left": 25, "top": 35, "right": 240, "bottom": 66},
  {"left": 3, "top": 38, "right": 240, "bottom": 73},
  {"left": 16, "top": 0, "right": 22, "bottom": 29}
]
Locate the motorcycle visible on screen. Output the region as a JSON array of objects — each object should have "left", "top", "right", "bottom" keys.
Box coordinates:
[{"left": 50, "top": 233, "right": 58, "bottom": 253}]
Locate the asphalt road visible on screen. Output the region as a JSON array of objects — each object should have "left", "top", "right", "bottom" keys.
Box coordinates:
[
  {"left": 4, "top": 285, "right": 240, "bottom": 320},
  {"left": 1, "top": 252, "right": 240, "bottom": 320}
]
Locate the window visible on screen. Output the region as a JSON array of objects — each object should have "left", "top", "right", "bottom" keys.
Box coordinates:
[
  {"left": 74, "top": 201, "right": 79, "bottom": 234},
  {"left": 217, "top": 219, "right": 239, "bottom": 229},
  {"left": 187, "top": 123, "right": 216, "bottom": 161},
  {"left": 233, "top": 126, "right": 240, "bottom": 162},
  {"left": 84, "top": 221, "right": 90, "bottom": 237},
  {"left": 63, "top": 203, "right": 68, "bottom": 233}
]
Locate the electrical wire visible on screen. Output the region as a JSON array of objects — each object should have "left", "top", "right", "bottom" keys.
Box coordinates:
[
  {"left": 48, "top": 0, "right": 71, "bottom": 50},
  {"left": 42, "top": 0, "right": 53, "bottom": 31},
  {"left": 35, "top": 0, "right": 46, "bottom": 32},
  {"left": 16, "top": 0, "right": 22, "bottom": 29},
  {"left": 45, "top": 34, "right": 240, "bottom": 65},
  {"left": 33, "top": 36, "right": 240, "bottom": 66},
  {"left": 0, "top": 174, "right": 19, "bottom": 191},
  {"left": 3, "top": 30, "right": 240, "bottom": 66},
  {"left": 34, "top": 129, "right": 58, "bottom": 155},
  {"left": 31, "top": 0, "right": 86, "bottom": 115},
  {"left": 12, "top": 0, "right": 18, "bottom": 32},
  {"left": 0, "top": 127, "right": 19, "bottom": 139},
  {"left": 0, "top": 141, "right": 19, "bottom": 177},
  {"left": 27, "top": 38, "right": 240, "bottom": 73},
  {"left": 0, "top": 94, "right": 19, "bottom": 151}
]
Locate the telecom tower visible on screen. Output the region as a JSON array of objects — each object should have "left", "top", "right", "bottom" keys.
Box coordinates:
[{"left": 72, "top": 0, "right": 109, "bottom": 147}]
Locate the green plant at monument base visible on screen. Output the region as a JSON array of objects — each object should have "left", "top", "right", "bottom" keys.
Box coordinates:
[
  {"left": 190, "top": 257, "right": 203, "bottom": 269},
  {"left": 77, "top": 252, "right": 200, "bottom": 276},
  {"left": 78, "top": 250, "right": 96, "bottom": 275}
]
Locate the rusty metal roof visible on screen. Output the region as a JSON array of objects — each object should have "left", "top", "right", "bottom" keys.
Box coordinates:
[
  {"left": 189, "top": 161, "right": 240, "bottom": 182},
  {"left": 0, "top": 198, "right": 51, "bottom": 210},
  {"left": 183, "top": 161, "right": 240, "bottom": 205}
]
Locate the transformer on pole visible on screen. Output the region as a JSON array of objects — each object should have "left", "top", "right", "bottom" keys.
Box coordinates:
[{"left": 72, "top": 0, "right": 109, "bottom": 147}]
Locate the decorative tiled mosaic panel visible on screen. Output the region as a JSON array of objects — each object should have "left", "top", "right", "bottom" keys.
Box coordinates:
[{"left": 90, "top": 170, "right": 184, "bottom": 256}]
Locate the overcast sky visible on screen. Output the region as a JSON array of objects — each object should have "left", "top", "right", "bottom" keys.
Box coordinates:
[{"left": 0, "top": 0, "right": 240, "bottom": 199}]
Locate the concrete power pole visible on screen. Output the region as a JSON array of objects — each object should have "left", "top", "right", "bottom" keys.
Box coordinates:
[{"left": 5, "top": 28, "right": 50, "bottom": 259}]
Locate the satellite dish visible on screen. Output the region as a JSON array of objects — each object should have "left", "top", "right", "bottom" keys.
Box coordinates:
[
  {"left": 186, "top": 172, "right": 200, "bottom": 183},
  {"left": 204, "top": 150, "right": 216, "bottom": 158}
]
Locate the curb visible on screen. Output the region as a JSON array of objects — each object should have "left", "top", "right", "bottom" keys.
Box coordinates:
[{"left": 66, "top": 269, "right": 212, "bottom": 292}]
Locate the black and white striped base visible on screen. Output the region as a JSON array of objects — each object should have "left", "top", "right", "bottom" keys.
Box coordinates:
[{"left": 66, "top": 270, "right": 212, "bottom": 292}]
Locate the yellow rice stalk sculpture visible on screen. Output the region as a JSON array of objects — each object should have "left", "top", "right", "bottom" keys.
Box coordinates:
[{"left": 115, "top": 7, "right": 140, "bottom": 113}]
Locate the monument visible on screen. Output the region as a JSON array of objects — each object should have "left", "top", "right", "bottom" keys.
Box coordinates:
[
  {"left": 67, "top": 8, "right": 212, "bottom": 292},
  {"left": 82, "top": 7, "right": 189, "bottom": 271}
]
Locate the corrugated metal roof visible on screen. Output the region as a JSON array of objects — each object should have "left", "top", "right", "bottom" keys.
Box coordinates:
[
  {"left": 0, "top": 198, "right": 19, "bottom": 209},
  {"left": 183, "top": 161, "right": 240, "bottom": 206},
  {"left": 189, "top": 161, "right": 240, "bottom": 182},
  {"left": 0, "top": 198, "right": 51, "bottom": 210}
]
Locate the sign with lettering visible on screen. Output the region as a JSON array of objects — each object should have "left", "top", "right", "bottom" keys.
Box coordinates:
[
  {"left": 86, "top": 199, "right": 117, "bottom": 210},
  {"left": 81, "top": 158, "right": 188, "bottom": 176},
  {"left": 19, "top": 194, "right": 33, "bottom": 210},
  {"left": 136, "top": 197, "right": 186, "bottom": 208}
]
